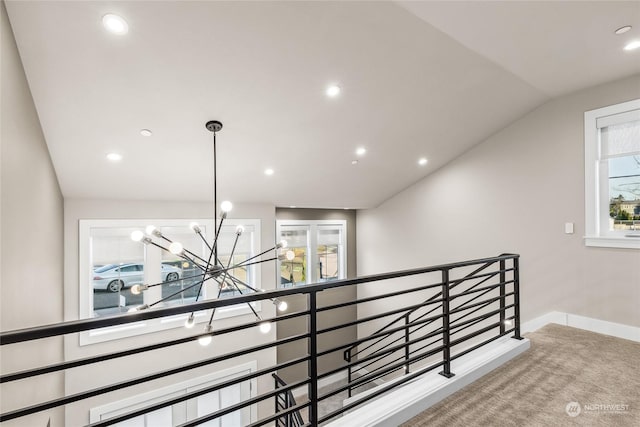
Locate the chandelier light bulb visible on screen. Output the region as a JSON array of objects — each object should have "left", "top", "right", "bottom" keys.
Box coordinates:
[
  {"left": 131, "top": 230, "right": 144, "bottom": 242},
  {"left": 130, "top": 284, "right": 148, "bottom": 295},
  {"left": 198, "top": 324, "right": 213, "bottom": 346},
  {"left": 189, "top": 222, "right": 201, "bottom": 233},
  {"left": 145, "top": 225, "right": 157, "bottom": 235},
  {"left": 236, "top": 225, "right": 245, "bottom": 235},
  {"left": 504, "top": 319, "right": 513, "bottom": 326},
  {"left": 185, "top": 313, "right": 195, "bottom": 329},
  {"left": 169, "top": 242, "right": 184, "bottom": 255},
  {"left": 277, "top": 300, "right": 288, "bottom": 312},
  {"left": 259, "top": 321, "right": 272, "bottom": 334},
  {"left": 198, "top": 334, "right": 212, "bottom": 346},
  {"left": 220, "top": 201, "right": 233, "bottom": 213},
  {"left": 279, "top": 240, "right": 288, "bottom": 249},
  {"left": 286, "top": 250, "right": 295, "bottom": 261}
]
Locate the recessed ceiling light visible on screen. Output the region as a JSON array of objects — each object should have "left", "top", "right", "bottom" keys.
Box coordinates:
[
  {"left": 289, "top": 205, "right": 297, "bottom": 209},
  {"left": 102, "top": 14, "right": 128, "bottom": 35},
  {"left": 351, "top": 160, "right": 358, "bottom": 165},
  {"left": 140, "top": 129, "right": 152, "bottom": 137},
  {"left": 356, "top": 147, "right": 366, "bottom": 156},
  {"left": 624, "top": 40, "right": 640, "bottom": 51},
  {"left": 106, "top": 153, "right": 122, "bottom": 162},
  {"left": 265, "top": 168, "right": 274, "bottom": 176},
  {"left": 326, "top": 85, "right": 341, "bottom": 98},
  {"left": 418, "top": 157, "right": 428, "bottom": 166},
  {"left": 615, "top": 25, "right": 632, "bottom": 35}
]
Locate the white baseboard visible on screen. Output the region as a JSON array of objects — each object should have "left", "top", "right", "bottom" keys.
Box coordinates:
[{"left": 522, "top": 311, "right": 640, "bottom": 343}]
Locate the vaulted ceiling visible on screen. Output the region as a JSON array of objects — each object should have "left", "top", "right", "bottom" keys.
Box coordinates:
[{"left": 6, "top": 1, "right": 640, "bottom": 208}]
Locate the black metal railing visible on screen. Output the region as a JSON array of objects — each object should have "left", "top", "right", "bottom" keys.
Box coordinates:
[
  {"left": 0, "top": 254, "right": 521, "bottom": 426},
  {"left": 273, "top": 373, "right": 305, "bottom": 427},
  {"left": 343, "top": 254, "right": 521, "bottom": 397}
]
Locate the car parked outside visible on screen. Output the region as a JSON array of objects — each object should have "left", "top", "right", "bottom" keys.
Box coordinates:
[{"left": 92, "top": 263, "right": 182, "bottom": 293}]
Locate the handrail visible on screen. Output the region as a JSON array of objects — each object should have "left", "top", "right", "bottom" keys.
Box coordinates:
[
  {"left": 0, "top": 253, "right": 521, "bottom": 426},
  {"left": 0, "top": 254, "right": 519, "bottom": 345}
]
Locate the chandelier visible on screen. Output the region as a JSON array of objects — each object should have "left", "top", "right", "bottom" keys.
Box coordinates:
[{"left": 128, "top": 120, "right": 294, "bottom": 346}]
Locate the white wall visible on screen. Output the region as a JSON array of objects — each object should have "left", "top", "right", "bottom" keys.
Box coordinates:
[
  {"left": 63, "top": 199, "right": 277, "bottom": 425},
  {"left": 0, "top": 1, "right": 65, "bottom": 425},
  {"left": 357, "top": 74, "right": 640, "bottom": 330}
]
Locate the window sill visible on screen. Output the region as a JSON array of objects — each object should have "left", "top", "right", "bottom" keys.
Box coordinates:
[{"left": 584, "top": 236, "right": 640, "bottom": 249}]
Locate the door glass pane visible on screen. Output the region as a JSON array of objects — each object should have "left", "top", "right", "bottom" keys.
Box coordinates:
[
  {"left": 90, "top": 227, "right": 144, "bottom": 317},
  {"left": 317, "top": 228, "right": 341, "bottom": 281},
  {"left": 279, "top": 228, "right": 308, "bottom": 286},
  {"left": 217, "top": 224, "right": 255, "bottom": 297},
  {"left": 219, "top": 384, "right": 242, "bottom": 427}
]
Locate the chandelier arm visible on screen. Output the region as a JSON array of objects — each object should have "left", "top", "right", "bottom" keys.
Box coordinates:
[
  {"left": 195, "top": 229, "right": 213, "bottom": 252},
  {"left": 231, "top": 245, "right": 279, "bottom": 269},
  {"left": 215, "top": 276, "right": 261, "bottom": 319},
  {"left": 181, "top": 248, "right": 210, "bottom": 266},
  {"left": 207, "top": 285, "right": 225, "bottom": 325},
  {"left": 146, "top": 279, "right": 207, "bottom": 309},
  {"left": 146, "top": 241, "right": 208, "bottom": 272},
  {"left": 144, "top": 271, "right": 208, "bottom": 289},
  {"left": 223, "top": 257, "right": 278, "bottom": 273},
  {"left": 209, "top": 213, "right": 227, "bottom": 269}
]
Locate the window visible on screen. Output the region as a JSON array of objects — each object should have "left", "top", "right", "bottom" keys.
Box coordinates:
[
  {"left": 89, "top": 362, "right": 256, "bottom": 426},
  {"left": 79, "top": 219, "right": 262, "bottom": 344},
  {"left": 276, "top": 220, "right": 346, "bottom": 286},
  {"left": 584, "top": 99, "right": 640, "bottom": 249}
]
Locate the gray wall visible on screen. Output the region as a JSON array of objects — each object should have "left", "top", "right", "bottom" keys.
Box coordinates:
[
  {"left": 357, "top": 75, "right": 640, "bottom": 336},
  {"left": 63, "top": 199, "right": 277, "bottom": 425},
  {"left": 0, "top": 1, "right": 65, "bottom": 425},
  {"left": 275, "top": 208, "right": 357, "bottom": 383}
]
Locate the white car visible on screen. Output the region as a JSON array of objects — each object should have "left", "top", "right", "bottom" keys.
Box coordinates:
[{"left": 92, "top": 263, "right": 182, "bottom": 292}]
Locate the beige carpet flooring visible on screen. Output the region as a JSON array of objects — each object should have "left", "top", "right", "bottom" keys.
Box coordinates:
[{"left": 402, "top": 324, "right": 640, "bottom": 427}]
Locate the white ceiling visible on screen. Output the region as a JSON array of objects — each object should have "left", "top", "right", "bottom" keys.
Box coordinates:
[{"left": 5, "top": 1, "right": 640, "bottom": 209}]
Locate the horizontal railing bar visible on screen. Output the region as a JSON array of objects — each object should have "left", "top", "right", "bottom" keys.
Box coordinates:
[
  {"left": 246, "top": 401, "right": 311, "bottom": 427},
  {"left": 451, "top": 311, "right": 497, "bottom": 337},
  {"left": 353, "top": 334, "right": 444, "bottom": 382},
  {"left": 317, "top": 313, "right": 444, "bottom": 358},
  {"left": 451, "top": 328, "right": 515, "bottom": 361},
  {"left": 319, "top": 327, "right": 444, "bottom": 380},
  {"left": 320, "top": 344, "right": 445, "bottom": 401},
  {"left": 175, "top": 378, "right": 310, "bottom": 427},
  {"left": 449, "top": 280, "right": 514, "bottom": 300},
  {"left": 318, "top": 300, "right": 442, "bottom": 342},
  {"left": 450, "top": 292, "right": 514, "bottom": 316},
  {"left": 318, "top": 360, "right": 446, "bottom": 424},
  {"left": 1, "top": 352, "right": 310, "bottom": 423},
  {"left": 317, "top": 281, "right": 444, "bottom": 312},
  {"left": 450, "top": 304, "right": 514, "bottom": 331},
  {"left": 449, "top": 321, "right": 502, "bottom": 348},
  {"left": 348, "top": 264, "right": 508, "bottom": 358},
  {"left": 1, "top": 317, "right": 310, "bottom": 384},
  {"left": 1, "top": 254, "right": 518, "bottom": 345},
  {"left": 317, "top": 298, "right": 444, "bottom": 336}
]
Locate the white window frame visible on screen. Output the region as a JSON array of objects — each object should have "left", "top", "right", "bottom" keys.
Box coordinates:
[
  {"left": 584, "top": 98, "right": 640, "bottom": 249},
  {"left": 79, "top": 219, "right": 262, "bottom": 345},
  {"left": 89, "top": 361, "right": 257, "bottom": 425},
  {"left": 276, "top": 219, "right": 347, "bottom": 285}
]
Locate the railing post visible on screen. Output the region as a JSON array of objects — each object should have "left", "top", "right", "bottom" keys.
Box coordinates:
[
  {"left": 344, "top": 349, "right": 352, "bottom": 398},
  {"left": 439, "top": 268, "right": 455, "bottom": 378},
  {"left": 499, "top": 259, "right": 506, "bottom": 335},
  {"left": 404, "top": 313, "right": 410, "bottom": 374},
  {"left": 513, "top": 257, "right": 523, "bottom": 340},
  {"left": 308, "top": 292, "right": 319, "bottom": 424}
]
